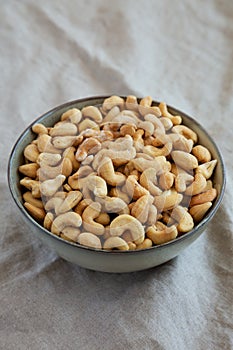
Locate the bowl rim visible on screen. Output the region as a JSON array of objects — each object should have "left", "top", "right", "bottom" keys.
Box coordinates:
[{"left": 8, "top": 95, "right": 226, "bottom": 255}]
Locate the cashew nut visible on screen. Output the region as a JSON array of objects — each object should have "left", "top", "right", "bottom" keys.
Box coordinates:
[
  {"left": 97, "top": 196, "right": 127, "bottom": 213},
  {"left": 171, "top": 206, "right": 194, "bottom": 233},
  {"left": 98, "top": 157, "right": 126, "bottom": 186},
  {"left": 61, "top": 108, "right": 82, "bottom": 124},
  {"left": 158, "top": 171, "right": 175, "bottom": 191},
  {"left": 143, "top": 142, "right": 172, "bottom": 157},
  {"left": 23, "top": 191, "right": 44, "bottom": 209},
  {"left": 196, "top": 160, "right": 217, "bottom": 179},
  {"left": 32, "top": 123, "right": 48, "bottom": 135},
  {"left": 189, "top": 202, "right": 212, "bottom": 222},
  {"left": 78, "top": 118, "right": 99, "bottom": 132},
  {"left": 153, "top": 189, "right": 183, "bottom": 211},
  {"left": 57, "top": 190, "right": 83, "bottom": 214},
  {"left": 126, "top": 175, "right": 150, "bottom": 200},
  {"left": 140, "top": 168, "right": 162, "bottom": 196},
  {"left": 37, "top": 134, "right": 62, "bottom": 154},
  {"left": 136, "top": 238, "right": 153, "bottom": 250},
  {"left": 37, "top": 152, "right": 61, "bottom": 167},
  {"left": 51, "top": 212, "right": 82, "bottom": 235},
  {"left": 147, "top": 224, "right": 178, "bottom": 244},
  {"left": 61, "top": 227, "right": 81, "bottom": 242},
  {"left": 172, "top": 125, "right": 197, "bottom": 143},
  {"left": 24, "top": 202, "right": 46, "bottom": 221},
  {"left": 81, "top": 106, "right": 103, "bottom": 123},
  {"left": 19, "top": 163, "right": 39, "bottom": 178},
  {"left": 185, "top": 173, "right": 207, "bottom": 196},
  {"left": 103, "top": 237, "right": 129, "bottom": 250},
  {"left": 40, "top": 174, "right": 66, "bottom": 197},
  {"left": 20, "top": 177, "right": 41, "bottom": 198},
  {"left": 24, "top": 144, "right": 40, "bottom": 162},
  {"left": 43, "top": 212, "right": 54, "bottom": 231},
  {"left": 171, "top": 150, "right": 198, "bottom": 171},
  {"left": 75, "top": 137, "right": 101, "bottom": 162},
  {"left": 159, "top": 102, "right": 182, "bottom": 125},
  {"left": 78, "top": 232, "right": 102, "bottom": 249},
  {"left": 110, "top": 214, "right": 145, "bottom": 244},
  {"left": 190, "top": 188, "right": 217, "bottom": 207},
  {"left": 131, "top": 194, "right": 153, "bottom": 223},
  {"left": 102, "top": 95, "right": 124, "bottom": 112},
  {"left": 50, "top": 122, "right": 77, "bottom": 137},
  {"left": 82, "top": 202, "right": 105, "bottom": 235}
]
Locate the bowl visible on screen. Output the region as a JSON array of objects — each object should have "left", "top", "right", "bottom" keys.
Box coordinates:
[{"left": 8, "top": 96, "right": 226, "bottom": 273}]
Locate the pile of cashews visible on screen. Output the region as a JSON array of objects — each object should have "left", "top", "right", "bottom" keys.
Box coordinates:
[{"left": 19, "top": 95, "right": 218, "bottom": 250}]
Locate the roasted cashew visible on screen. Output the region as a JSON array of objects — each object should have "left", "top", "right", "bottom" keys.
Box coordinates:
[
  {"left": 189, "top": 202, "right": 212, "bottom": 222},
  {"left": 32, "top": 123, "right": 48, "bottom": 135},
  {"left": 153, "top": 189, "right": 183, "bottom": 211},
  {"left": 158, "top": 171, "right": 175, "bottom": 191},
  {"left": 58, "top": 191, "right": 83, "bottom": 214},
  {"left": 98, "top": 157, "right": 126, "bottom": 186},
  {"left": 24, "top": 144, "right": 40, "bottom": 162},
  {"left": 126, "top": 95, "right": 138, "bottom": 111},
  {"left": 102, "top": 95, "right": 124, "bottom": 112},
  {"left": 171, "top": 150, "right": 198, "bottom": 171},
  {"left": 37, "top": 134, "right": 62, "bottom": 154},
  {"left": 75, "top": 137, "right": 101, "bottom": 162},
  {"left": 83, "top": 174, "right": 108, "bottom": 198},
  {"left": 130, "top": 156, "right": 170, "bottom": 173},
  {"left": 138, "top": 121, "right": 155, "bottom": 136},
  {"left": 52, "top": 136, "right": 79, "bottom": 149},
  {"left": 140, "top": 167, "right": 162, "bottom": 196},
  {"left": 61, "top": 108, "right": 82, "bottom": 124},
  {"left": 78, "top": 118, "right": 99, "bottom": 132},
  {"left": 131, "top": 194, "right": 153, "bottom": 224},
  {"left": 185, "top": 173, "right": 207, "bottom": 196},
  {"left": 24, "top": 202, "right": 46, "bottom": 221},
  {"left": 136, "top": 238, "right": 153, "bottom": 250},
  {"left": 19, "top": 163, "right": 39, "bottom": 178},
  {"left": 139, "top": 96, "right": 161, "bottom": 117},
  {"left": 147, "top": 204, "right": 158, "bottom": 226},
  {"left": 143, "top": 142, "right": 172, "bottom": 158},
  {"left": 120, "top": 124, "right": 136, "bottom": 137},
  {"left": 51, "top": 212, "right": 82, "bottom": 235},
  {"left": 159, "top": 102, "right": 182, "bottom": 125},
  {"left": 172, "top": 125, "right": 197, "bottom": 143},
  {"left": 147, "top": 224, "right": 178, "bottom": 244},
  {"left": 103, "top": 237, "right": 129, "bottom": 250},
  {"left": 63, "top": 146, "right": 80, "bottom": 171},
  {"left": 95, "top": 212, "right": 111, "bottom": 226},
  {"left": 74, "top": 198, "right": 93, "bottom": 216},
  {"left": 50, "top": 122, "right": 77, "bottom": 137},
  {"left": 110, "top": 214, "right": 145, "bottom": 244},
  {"left": 102, "top": 106, "right": 121, "bottom": 122},
  {"left": 20, "top": 177, "right": 41, "bottom": 198},
  {"left": 192, "top": 145, "right": 211, "bottom": 163},
  {"left": 175, "top": 172, "right": 194, "bottom": 192},
  {"left": 171, "top": 205, "right": 194, "bottom": 232},
  {"left": 43, "top": 212, "right": 54, "bottom": 231},
  {"left": 23, "top": 191, "right": 44, "bottom": 209},
  {"left": 78, "top": 232, "right": 102, "bottom": 249},
  {"left": 96, "top": 196, "right": 127, "bottom": 213},
  {"left": 40, "top": 174, "right": 66, "bottom": 197},
  {"left": 38, "top": 157, "right": 73, "bottom": 181},
  {"left": 44, "top": 197, "right": 64, "bottom": 215},
  {"left": 81, "top": 106, "right": 103, "bottom": 123},
  {"left": 68, "top": 166, "right": 94, "bottom": 190},
  {"left": 108, "top": 187, "right": 131, "bottom": 204},
  {"left": 125, "top": 175, "right": 150, "bottom": 200},
  {"left": 37, "top": 152, "right": 61, "bottom": 167},
  {"left": 82, "top": 202, "right": 105, "bottom": 235},
  {"left": 196, "top": 160, "right": 217, "bottom": 179},
  {"left": 190, "top": 188, "right": 217, "bottom": 207},
  {"left": 61, "top": 227, "right": 81, "bottom": 242}
]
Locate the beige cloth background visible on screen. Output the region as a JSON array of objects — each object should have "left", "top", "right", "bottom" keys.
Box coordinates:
[{"left": 1, "top": 1, "right": 232, "bottom": 349}]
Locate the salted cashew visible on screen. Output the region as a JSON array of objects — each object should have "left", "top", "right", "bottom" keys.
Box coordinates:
[
  {"left": 43, "top": 212, "right": 54, "bottom": 231},
  {"left": 190, "top": 188, "right": 217, "bottom": 207},
  {"left": 172, "top": 125, "right": 197, "bottom": 143},
  {"left": 61, "top": 108, "right": 82, "bottom": 124},
  {"left": 153, "top": 189, "right": 183, "bottom": 211},
  {"left": 51, "top": 212, "right": 82, "bottom": 235},
  {"left": 102, "top": 106, "right": 121, "bottom": 122},
  {"left": 158, "top": 171, "right": 175, "bottom": 191},
  {"left": 126, "top": 175, "right": 150, "bottom": 200},
  {"left": 144, "top": 142, "right": 172, "bottom": 158},
  {"left": 37, "top": 152, "right": 61, "bottom": 167},
  {"left": 140, "top": 168, "right": 162, "bottom": 196},
  {"left": 23, "top": 191, "right": 44, "bottom": 209},
  {"left": 95, "top": 212, "right": 111, "bottom": 226},
  {"left": 171, "top": 205, "right": 194, "bottom": 233},
  {"left": 185, "top": 173, "right": 207, "bottom": 196},
  {"left": 103, "top": 237, "right": 129, "bottom": 250},
  {"left": 175, "top": 172, "right": 194, "bottom": 192},
  {"left": 44, "top": 197, "right": 64, "bottom": 215},
  {"left": 40, "top": 174, "right": 66, "bottom": 197},
  {"left": 37, "top": 157, "right": 73, "bottom": 181},
  {"left": 196, "top": 160, "right": 217, "bottom": 179},
  {"left": 78, "top": 118, "right": 99, "bottom": 132},
  {"left": 81, "top": 106, "right": 103, "bottom": 123},
  {"left": 136, "top": 238, "right": 153, "bottom": 250},
  {"left": 98, "top": 157, "right": 126, "bottom": 186},
  {"left": 110, "top": 214, "right": 145, "bottom": 245},
  {"left": 78, "top": 232, "right": 102, "bottom": 249},
  {"left": 50, "top": 122, "right": 77, "bottom": 137},
  {"left": 125, "top": 95, "right": 138, "bottom": 111},
  {"left": 57, "top": 191, "right": 83, "bottom": 214},
  {"left": 75, "top": 137, "right": 101, "bottom": 162},
  {"left": 24, "top": 202, "right": 46, "bottom": 221},
  {"left": 131, "top": 194, "right": 153, "bottom": 223},
  {"left": 159, "top": 102, "right": 182, "bottom": 125},
  {"left": 24, "top": 144, "right": 40, "bottom": 162},
  {"left": 20, "top": 177, "right": 41, "bottom": 198},
  {"left": 102, "top": 95, "right": 124, "bottom": 112},
  {"left": 139, "top": 96, "right": 161, "bottom": 117},
  {"left": 147, "top": 224, "right": 178, "bottom": 244},
  {"left": 61, "top": 227, "right": 81, "bottom": 242},
  {"left": 189, "top": 202, "right": 212, "bottom": 222},
  {"left": 32, "top": 123, "right": 48, "bottom": 135},
  {"left": 97, "top": 196, "right": 127, "bottom": 213},
  {"left": 83, "top": 174, "right": 108, "bottom": 198},
  {"left": 19, "top": 163, "right": 39, "bottom": 178},
  {"left": 63, "top": 147, "right": 80, "bottom": 171},
  {"left": 171, "top": 150, "right": 198, "bottom": 171},
  {"left": 82, "top": 202, "right": 105, "bottom": 235},
  {"left": 37, "top": 134, "right": 62, "bottom": 154}
]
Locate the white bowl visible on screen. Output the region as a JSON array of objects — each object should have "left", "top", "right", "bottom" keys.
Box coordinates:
[{"left": 8, "top": 96, "right": 226, "bottom": 273}]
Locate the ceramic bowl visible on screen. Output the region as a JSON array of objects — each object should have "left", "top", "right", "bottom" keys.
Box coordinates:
[{"left": 8, "top": 96, "right": 226, "bottom": 273}]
